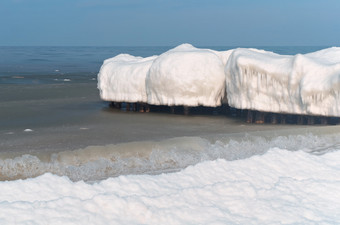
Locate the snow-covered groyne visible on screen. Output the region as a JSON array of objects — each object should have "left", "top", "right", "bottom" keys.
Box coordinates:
[
  {"left": 146, "top": 44, "right": 227, "bottom": 107},
  {"left": 97, "top": 44, "right": 340, "bottom": 121},
  {"left": 98, "top": 44, "right": 229, "bottom": 108},
  {"left": 225, "top": 47, "right": 340, "bottom": 117},
  {"left": 97, "top": 54, "right": 157, "bottom": 103}
]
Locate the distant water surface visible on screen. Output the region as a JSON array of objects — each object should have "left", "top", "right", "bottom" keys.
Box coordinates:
[{"left": 0, "top": 45, "right": 329, "bottom": 84}]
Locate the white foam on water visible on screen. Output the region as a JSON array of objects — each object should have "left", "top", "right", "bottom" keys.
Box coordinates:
[
  {"left": 23, "top": 129, "right": 33, "bottom": 132},
  {"left": 0, "top": 141, "right": 339, "bottom": 224},
  {"left": 1, "top": 132, "right": 340, "bottom": 182}
]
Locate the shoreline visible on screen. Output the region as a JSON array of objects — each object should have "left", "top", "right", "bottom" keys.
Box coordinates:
[
  {"left": 1, "top": 82, "right": 338, "bottom": 155},
  {"left": 1, "top": 124, "right": 339, "bottom": 182},
  {"left": 1, "top": 82, "right": 340, "bottom": 181}
]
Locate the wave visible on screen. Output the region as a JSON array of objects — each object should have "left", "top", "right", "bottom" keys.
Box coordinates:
[{"left": 1, "top": 131, "right": 340, "bottom": 182}]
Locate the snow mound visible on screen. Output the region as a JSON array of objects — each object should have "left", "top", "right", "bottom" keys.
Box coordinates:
[
  {"left": 97, "top": 54, "right": 157, "bottom": 103},
  {"left": 146, "top": 44, "right": 226, "bottom": 107},
  {"left": 1, "top": 148, "right": 340, "bottom": 224},
  {"left": 225, "top": 47, "right": 340, "bottom": 116}
]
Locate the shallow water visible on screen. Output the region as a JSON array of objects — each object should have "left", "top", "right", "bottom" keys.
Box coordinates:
[
  {"left": 0, "top": 46, "right": 337, "bottom": 181},
  {"left": 1, "top": 127, "right": 340, "bottom": 182}
]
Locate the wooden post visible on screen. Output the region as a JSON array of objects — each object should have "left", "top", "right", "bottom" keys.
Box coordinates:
[
  {"left": 139, "top": 103, "right": 145, "bottom": 112},
  {"left": 246, "top": 110, "right": 253, "bottom": 123},
  {"left": 132, "top": 103, "right": 137, "bottom": 111},
  {"left": 184, "top": 106, "right": 190, "bottom": 115},
  {"left": 145, "top": 104, "right": 150, "bottom": 113},
  {"left": 320, "top": 117, "right": 328, "bottom": 125},
  {"left": 270, "top": 113, "right": 277, "bottom": 124},
  {"left": 307, "top": 116, "right": 315, "bottom": 125},
  {"left": 297, "top": 115, "right": 304, "bottom": 125},
  {"left": 255, "top": 111, "right": 265, "bottom": 124},
  {"left": 280, "top": 114, "right": 286, "bottom": 124},
  {"left": 225, "top": 104, "right": 230, "bottom": 115}
]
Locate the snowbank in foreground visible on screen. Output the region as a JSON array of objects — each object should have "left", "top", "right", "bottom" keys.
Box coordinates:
[
  {"left": 97, "top": 54, "right": 157, "bottom": 102},
  {"left": 225, "top": 47, "right": 340, "bottom": 116},
  {"left": 0, "top": 149, "right": 339, "bottom": 224},
  {"left": 146, "top": 44, "right": 226, "bottom": 106}
]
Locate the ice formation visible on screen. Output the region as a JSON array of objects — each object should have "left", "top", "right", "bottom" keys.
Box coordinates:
[
  {"left": 97, "top": 44, "right": 340, "bottom": 117},
  {"left": 97, "top": 54, "right": 157, "bottom": 103},
  {"left": 146, "top": 44, "right": 227, "bottom": 107},
  {"left": 225, "top": 47, "right": 340, "bottom": 116}
]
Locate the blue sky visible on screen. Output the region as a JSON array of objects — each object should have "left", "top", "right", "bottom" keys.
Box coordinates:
[{"left": 1, "top": 0, "right": 340, "bottom": 46}]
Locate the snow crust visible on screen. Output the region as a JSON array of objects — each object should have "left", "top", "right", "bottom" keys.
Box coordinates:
[
  {"left": 97, "top": 54, "right": 157, "bottom": 102},
  {"left": 225, "top": 47, "right": 340, "bottom": 116},
  {"left": 146, "top": 44, "right": 226, "bottom": 106},
  {"left": 0, "top": 148, "right": 339, "bottom": 224}
]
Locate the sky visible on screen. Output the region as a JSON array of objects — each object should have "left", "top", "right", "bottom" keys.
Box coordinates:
[{"left": 1, "top": 0, "right": 340, "bottom": 46}]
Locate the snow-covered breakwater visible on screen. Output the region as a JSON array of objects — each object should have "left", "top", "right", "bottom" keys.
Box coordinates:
[{"left": 98, "top": 44, "right": 340, "bottom": 121}]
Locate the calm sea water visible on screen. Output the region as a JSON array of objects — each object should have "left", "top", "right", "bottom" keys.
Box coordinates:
[{"left": 0, "top": 46, "right": 329, "bottom": 84}]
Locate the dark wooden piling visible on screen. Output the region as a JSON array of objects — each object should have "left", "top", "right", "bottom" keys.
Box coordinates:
[
  {"left": 320, "top": 117, "right": 328, "bottom": 125},
  {"left": 246, "top": 110, "right": 254, "bottom": 123},
  {"left": 255, "top": 111, "right": 265, "bottom": 124},
  {"left": 139, "top": 103, "right": 150, "bottom": 112},
  {"left": 270, "top": 113, "right": 278, "bottom": 124},
  {"left": 183, "top": 106, "right": 190, "bottom": 115},
  {"left": 280, "top": 114, "right": 286, "bottom": 124},
  {"left": 307, "top": 116, "right": 315, "bottom": 125},
  {"left": 297, "top": 116, "right": 304, "bottom": 125}
]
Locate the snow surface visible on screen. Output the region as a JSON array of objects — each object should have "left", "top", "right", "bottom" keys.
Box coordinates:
[
  {"left": 97, "top": 54, "right": 157, "bottom": 103},
  {"left": 146, "top": 44, "right": 227, "bottom": 107},
  {"left": 225, "top": 47, "right": 340, "bottom": 116},
  {"left": 0, "top": 148, "right": 339, "bottom": 224}
]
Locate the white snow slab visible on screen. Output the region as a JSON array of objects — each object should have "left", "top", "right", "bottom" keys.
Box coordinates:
[
  {"left": 146, "top": 44, "right": 226, "bottom": 107},
  {"left": 225, "top": 47, "right": 340, "bottom": 116},
  {"left": 97, "top": 54, "right": 157, "bottom": 103},
  {"left": 0, "top": 149, "right": 339, "bottom": 224}
]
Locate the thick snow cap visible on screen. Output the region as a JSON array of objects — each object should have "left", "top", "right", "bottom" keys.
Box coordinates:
[
  {"left": 146, "top": 44, "right": 226, "bottom": 107},
  {"left": 97, "top": 54, "right": 157, "bottom": 103},
  {"left": 225, "top": 47, "right": 340, "bottom": 116}
]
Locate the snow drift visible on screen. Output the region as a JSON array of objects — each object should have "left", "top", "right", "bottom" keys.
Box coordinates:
[{"left": 225, "top": 47, "right": 340, "bottom": 116}]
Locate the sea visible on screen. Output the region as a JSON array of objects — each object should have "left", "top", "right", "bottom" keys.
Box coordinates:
[{"left": 0, "top": 46, "right": 339, "bottom": 224}]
